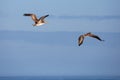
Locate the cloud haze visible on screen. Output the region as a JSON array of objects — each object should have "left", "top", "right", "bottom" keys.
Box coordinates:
[{"left": 50, "top": 15, "right": 120, "bottom": 20}]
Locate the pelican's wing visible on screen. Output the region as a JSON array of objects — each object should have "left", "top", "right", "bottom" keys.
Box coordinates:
[
  {"left": 78, "top": 35, "right": 84, "bottom": 46},
  {"left": 24, "top": 14, "right": 38, "bottom": 23},
  {"left": 88, "top": 33, "right": 104, "bottom": 41},
  {"left": 39, "top": 15, "right": 49, "bottom": 22}
]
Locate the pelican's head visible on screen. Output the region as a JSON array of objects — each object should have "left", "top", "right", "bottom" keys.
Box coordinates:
[{"left": 84, "top": 32, "right": 91, "bottom": 36}]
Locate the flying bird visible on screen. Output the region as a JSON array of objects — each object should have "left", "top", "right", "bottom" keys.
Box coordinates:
[
  {"left": 78, "top": 32, "right": 104, "bottom": 46},
  {"left": 23, "top": 13, "right": 49, "bottom": 26}
]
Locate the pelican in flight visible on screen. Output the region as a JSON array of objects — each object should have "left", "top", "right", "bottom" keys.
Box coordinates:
[
  {"left": 23, "top": 13, "right": 49, "bottom": 26},
  {"left": 78, "top": 32, "right": 104, "bottom": 46}
]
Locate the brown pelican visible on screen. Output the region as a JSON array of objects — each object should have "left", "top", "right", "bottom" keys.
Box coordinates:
[
  {"left": 78, "top": 32, "right": 104, "bottom": 46},
  {"left": 23, "top": 13, "right": 49, "bottom": 26}
]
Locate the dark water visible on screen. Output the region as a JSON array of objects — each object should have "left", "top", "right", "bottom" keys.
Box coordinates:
[{"left": 0, "top": 76, "right": 120, "bottom": 80}]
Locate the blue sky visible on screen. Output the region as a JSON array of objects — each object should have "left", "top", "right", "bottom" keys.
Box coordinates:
[{"left": 0, "top": 0, "right": 120, "bottom": 76}]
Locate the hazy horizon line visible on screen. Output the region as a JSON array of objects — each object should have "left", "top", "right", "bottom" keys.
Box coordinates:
[{"left": 0, "top": 30, "right": 120, "bottom": 33}]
